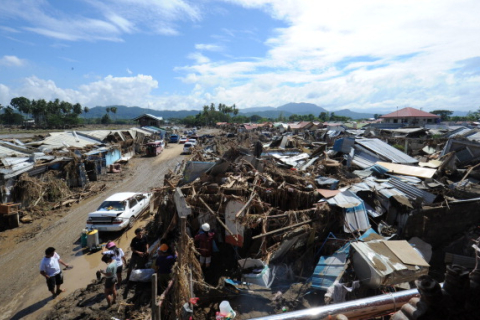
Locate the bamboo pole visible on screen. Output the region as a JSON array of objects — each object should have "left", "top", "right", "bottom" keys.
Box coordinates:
[
  {"left": 199, "top": 197, "right": 238, "bottom": 243},
  {"left": 235, "top": 191, "right": 256, "bottom": 218},
  {"left": 252, "top": 219, "right": 312, "bottom": 239}
]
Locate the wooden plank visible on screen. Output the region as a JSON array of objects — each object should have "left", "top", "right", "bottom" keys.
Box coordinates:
[
  {"left": 376, "top": 161, "right": 436, "bottom": 179},
  {"left": 174, "top": 188, "right": 191, "bottom": 218}
]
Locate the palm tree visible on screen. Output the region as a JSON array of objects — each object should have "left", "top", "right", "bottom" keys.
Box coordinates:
[
  {"left": 83, "top": 106, "right": 90, "bottom": 124},
  {"left": 110, "top": 107, "right": 117, "bottom": 123}
]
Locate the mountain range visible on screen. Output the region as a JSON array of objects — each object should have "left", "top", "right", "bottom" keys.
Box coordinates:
[{"left": 85, "top": 103, "right": 469, "bottom": 120}]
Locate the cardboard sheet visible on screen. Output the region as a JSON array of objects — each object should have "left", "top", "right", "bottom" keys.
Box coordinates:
[{"left": 383, "top": 240, "right": 430, "bottom": 267}]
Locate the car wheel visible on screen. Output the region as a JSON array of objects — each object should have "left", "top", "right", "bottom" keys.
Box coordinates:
[{"left": 127, "top": 217, "right": 136, "bottom": 229}]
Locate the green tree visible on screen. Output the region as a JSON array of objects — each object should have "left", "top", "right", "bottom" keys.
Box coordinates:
[
  {"left": 430, "top": 110, "right": 453, "bottom": 121},
  {"left": 250, "top": 115, "right": 262, "bottom": 122},
  {"left": 101, "top": 113, "right": 111, "bottom": 124},
  {"left": 319, "top": 112, "right": 329, "bottom": 121},
  {"left": 110, "top": 106, "right": 118, "bottom": 122},
  {"left": 83, "top": 106, "right": 90, "bottom": 124},
  {"left": 73, "top": 103, "right": 82, "bottom": 115},
  {"left": 10, "top": 97, "right": 31, "bottom": 116},
  {"left": 0, "top": 107, "right": 23, "bottom": 125}
]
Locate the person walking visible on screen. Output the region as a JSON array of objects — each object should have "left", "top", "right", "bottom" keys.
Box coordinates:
[
  {"left": 155, "top": 244, "right": 177, "bottom": 291},
  {"left": 102, "top": 241, "right": 127, "bottom": 286},
  {"left": 39, "top": 247, "right": 71, "bottom": 298},
  {"left": 127, "top": 228, "right": 149, "bottom": 281},
  {"left": 194, "top": 223, "right": 215, "bottom": 268},
  {"left": 99, "top": 254, "right": 117, "bottom": 308}
]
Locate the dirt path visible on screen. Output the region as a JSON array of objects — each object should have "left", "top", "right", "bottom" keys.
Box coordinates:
[{"left": 0, "top": 143, "right": 186, "bottom": 320}]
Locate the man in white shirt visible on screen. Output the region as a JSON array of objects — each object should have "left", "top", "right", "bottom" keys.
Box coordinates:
[{"left": 39, "top": 247, "right": 70, "bottom": 297}]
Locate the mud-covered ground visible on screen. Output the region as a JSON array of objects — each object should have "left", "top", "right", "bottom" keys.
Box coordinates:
[{"left": 0, "top": 142, "right": 187, "bottom": 320}]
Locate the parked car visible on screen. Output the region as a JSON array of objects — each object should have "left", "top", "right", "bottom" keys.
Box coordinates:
[
  {"left": 85, "top": 192, "right": 152, "bottom": 232},
  {"left": 169, "top": 134, "right": 179, "bottom": 143},
  {"left": 183, "top": 142, "right": 195, "bottom": 154},
  {"left": 179, "top": 136, "right": 188, "bottom": 144}
]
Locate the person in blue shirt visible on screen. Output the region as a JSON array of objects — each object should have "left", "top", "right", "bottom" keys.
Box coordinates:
[{"left": 155, "top": 244, "right": 176, "bottom": 291}]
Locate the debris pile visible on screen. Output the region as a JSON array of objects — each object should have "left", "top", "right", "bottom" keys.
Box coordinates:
[{"left": 144, "top": 125, "right": 480, "bottom": 320}]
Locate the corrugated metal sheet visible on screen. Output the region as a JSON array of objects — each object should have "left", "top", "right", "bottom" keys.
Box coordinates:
[
  {"left": 352, "top": 148, "right": 380, "bottom": 169},
  {"left": 129, "top": 127, "right": 153, "bottom": 136},
  {"left": 466, "top": 131, "right": 480, "bottom": 142},
  {"left": 355, "top": 139, "right": 418, "bottom": 164},
  {"left": 333, "top": 138, "right": 355, "bottom": 153},
  {"left": 1, "top": 157, "right": 30, "bottom": 166},
  {"left": 78, "top": 130, "right": 112, "bottom": 141},
  {"left": 0, "top": 162, "right": 34, "bottom": 179},
  {"left": 311, "top": 229, "right": 378, "bottom": 290},
  {"left": 0, "top": 145, "right": 30, "bottom": 157},
  {"left": 327, "top": 191, "right": 370, "bottom": 233},
  {"left": 446, "top": 127, "right": 471, "bottom": 137},
  {"left": 28, "top": 132, "right": 102, "bottom": 149},
  {"left": 444, "top": 253, "right": 476, "bottom": 269},
  {"left": 311, "top": 252, "right": 347, "bottom": 290},
  {"left": 387, "top": 177, "right": 437, "bottom": 204}
]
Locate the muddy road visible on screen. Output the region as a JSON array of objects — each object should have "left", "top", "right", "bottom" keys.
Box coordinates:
[{"left": 0, "top": 143, "right": 186, "bottom": 320}]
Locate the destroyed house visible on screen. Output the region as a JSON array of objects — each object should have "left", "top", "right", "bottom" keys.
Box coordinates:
[{"left": 133, "top": 113, "right": 164, "bottom": 127}]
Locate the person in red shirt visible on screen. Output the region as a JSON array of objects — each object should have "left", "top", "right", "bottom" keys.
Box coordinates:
[{"left": 194, "top": 223, "right": 215, "bottom": 268}]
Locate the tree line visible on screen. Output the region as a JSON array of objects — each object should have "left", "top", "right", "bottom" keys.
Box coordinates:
[
  {"left": 0, "top": 97, "right": 88, "bottom": 128},
  {"left": 177, "top": 104, "right": 354, "bottom": 126},
  {"left": 0, "top": 97, "right": 128, "bottom": 127}
]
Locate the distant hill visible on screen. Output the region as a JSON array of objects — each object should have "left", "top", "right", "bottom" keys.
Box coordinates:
[
  {"left": 240, "top": 106, "right": 275, "bottom": 113},
  {"left": 277, "top": 102, "right": 329, "bottom": 115},
  {"left": 335, "top": 109, "right": 374, "bottom": 119},
  {"left": 85, "top": 105, "right": 200, "bottom": 119},
  {"left": 240, "top": 109, "right": 294, "bottom": 119}
]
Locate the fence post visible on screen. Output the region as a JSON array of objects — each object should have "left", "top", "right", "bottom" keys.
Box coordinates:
[{"left": 152, "top": 273, "right": 158, "bottom": 320}]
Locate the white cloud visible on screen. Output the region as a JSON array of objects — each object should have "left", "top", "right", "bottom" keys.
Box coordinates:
[
  {"left": 1, "top": 0, "right": 480, "bottom": 112},
  {"left": 0, "top": 26, "right": 19, "bottom": 33},
  {"left": 195, "top": 44, "right": 223, "bottom": 52},
  {"left": 171, "top": 0, "right": 480, "bottom": 111},
  {"left": 126, "top": 68, "right": 133, "bottom": 74},
  {"left": 187, "top": 52, "right": 210, "bottom": 64},
  {"left": 0, "top": 75, "right": 159, "bottom": 108},
  {"left": 0, "top": 84, "right": 11, "bottom": 105},
  {"left": 0, "top": 55, "right": 26, "bottom": 67}
]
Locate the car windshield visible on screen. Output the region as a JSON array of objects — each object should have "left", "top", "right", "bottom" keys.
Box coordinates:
[{"left": 97, "top": 200, "right": 125, "bottom": 211}]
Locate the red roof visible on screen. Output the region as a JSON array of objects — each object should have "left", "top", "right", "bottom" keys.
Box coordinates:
[{"left": 380, "top": 107, "right": 440, "bottom": 118}]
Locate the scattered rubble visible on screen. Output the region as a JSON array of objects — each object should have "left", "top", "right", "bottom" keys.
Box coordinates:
[{"left": 5, "top": 120, "right": 480, "bottom": 319}]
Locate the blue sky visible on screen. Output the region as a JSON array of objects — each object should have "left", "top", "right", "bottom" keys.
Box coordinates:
[{"left": 0, "top": 0, "right": 479, "bottom": 114}]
